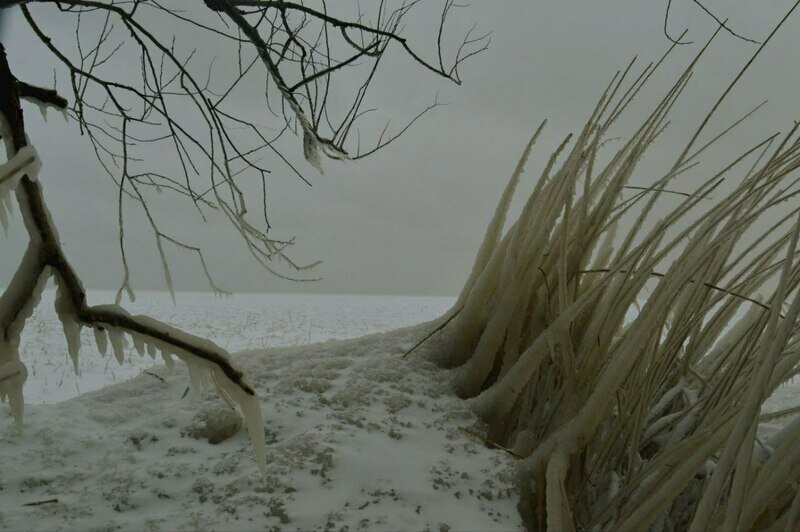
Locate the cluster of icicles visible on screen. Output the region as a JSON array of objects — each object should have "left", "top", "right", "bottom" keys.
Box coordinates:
[{"left": 1, "top": 273, "right": 267, "bottom": 476}]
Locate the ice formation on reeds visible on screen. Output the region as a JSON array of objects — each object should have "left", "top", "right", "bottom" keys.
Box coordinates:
[{"left": 436, "top": 26, "right": 800, "bottom": 532}]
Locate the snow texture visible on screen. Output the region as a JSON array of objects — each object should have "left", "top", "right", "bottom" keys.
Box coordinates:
[{"left": 0, "top": 321, "right": 523, "bottom": 531}]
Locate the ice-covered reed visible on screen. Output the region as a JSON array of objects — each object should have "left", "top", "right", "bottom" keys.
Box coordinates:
[{"left": 435, "top": 19, "right": 800, "bottom": 531}]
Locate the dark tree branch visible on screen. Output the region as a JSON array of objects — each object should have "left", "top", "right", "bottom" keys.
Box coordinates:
[
  {"left": 17, "top": 80, "right": 68, "bottom": 109},
  {"left": 664, "top": 0, "right": 761, "bottom": 45},
  {"left": 664, "top": 0, "right": 693, "bottom": 45},
  {"left": 691, "top": 0, "right": 760, "bottom": 44}
]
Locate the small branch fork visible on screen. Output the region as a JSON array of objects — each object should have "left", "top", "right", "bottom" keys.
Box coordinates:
[
  {"left": 0, "top": 43, "right": 254, "bottom": 395},
  {"left": 664, "top": 0, "right": 761, "bottom": 45}
]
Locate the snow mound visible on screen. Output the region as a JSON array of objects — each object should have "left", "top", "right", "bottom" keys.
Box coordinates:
[{"left": 0, "top": 324, "right": 523, "bottom": 531}]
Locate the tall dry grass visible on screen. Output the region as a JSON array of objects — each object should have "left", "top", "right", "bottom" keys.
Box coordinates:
[{"left": 435, "top": 12, "right": 800, "bottom": 531}]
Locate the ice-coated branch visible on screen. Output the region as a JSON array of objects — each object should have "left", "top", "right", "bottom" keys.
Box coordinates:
[
  {"left": 17, "top": 81, "right": 68, "bottom": 110},
  {"left": 0, "top": 42, "right": 266, "bottom": 473},
  {"left": 204, "top": 0, "right": 345, "bottom": 171}
]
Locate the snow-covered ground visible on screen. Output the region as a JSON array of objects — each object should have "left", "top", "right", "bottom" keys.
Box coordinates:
[
  {"left": 1, "top": 290, "right": 525, "bottom": 530},
  {"left": 4, "top": 289, "right": 800, "bottom": 530}
]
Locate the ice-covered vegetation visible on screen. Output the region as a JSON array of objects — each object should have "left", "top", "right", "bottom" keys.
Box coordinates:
[
  {"left": 6, "top": 1, "right": 800, "bottom": 528},
  {"left": 429, "top": 18, "right": 800, "bottom": 532}
]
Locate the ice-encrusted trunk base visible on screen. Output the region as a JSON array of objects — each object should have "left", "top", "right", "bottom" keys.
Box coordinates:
[{"left": 432, "top": 29, "right": 800, "bottom": 530}]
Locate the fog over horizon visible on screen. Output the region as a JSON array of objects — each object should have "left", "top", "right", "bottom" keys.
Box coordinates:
[{"left": 3, "top": 1, "right": 800, "bottom": 296}]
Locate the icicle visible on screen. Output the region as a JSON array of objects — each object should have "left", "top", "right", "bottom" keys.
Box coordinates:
[
  {"left": 238, "top": 389, "right": 267, "bottom": 478},
  {"left": 184, "top": 356, "right": 211, "bottom": 393},
  {"left": 131, "top": 333, "right": 146, "bottom": 357},
  {"left": 213, "top": 368, "right": 267, "bottom": 477},
  {"left": 212, "top": 377, "right": 236, "bottom": 410},
  {"left": 62, "top": 317, "right": 81, "bottom": 374},
  {"left": 0, "top": 193, "right": 14, "bottom": 239},
  {"left": 166, "top": 341, "right": 268, "bottom": 477},
  {"left": 303, "top": 131, "right": 323, "bottom": 173},
  {"left": 1, "top": 265, "right": 50, "bottom": 390},
  {"left": 146, "top": 342, "right": 157, "bottom": 359},
  {"left": 53, "top": 275, "right": 82, "bottom": 374},
  {"left": 0, "top": 359, "right": 27, "bottom": 431},
  {"left": 37, "top": 101, "right": 48, "bottom": 122},
  {"left": 0, "top": 183, "right": 13, "bottom": 234},
  {"left": 161, "top": 349, "right": 176, "bottom": 369},
  {"left": 93, "top": 327, "right": 109, "bottom": 357},
  {"left": 87, "top": 311, "right": 267, "bottom": 476},
  {"left": 647, "top": 379, "right": 686, "bottom": 422},
  {"left": 0, "top": 199, "right": 8, "bottom": 235},
  {"left": 107, "top": 328, "right": 126, "bottom": 365},
  {"left": 20, "top": 96, "right": 57, "bottom": 123},
  {"left": 2, "top": 192, "right": 13, "bottom": 217},
  {"left": 455, "top": 123, "right": 546, "bottom": 310}
]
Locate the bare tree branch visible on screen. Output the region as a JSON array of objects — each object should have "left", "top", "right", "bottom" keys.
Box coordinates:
[
  {"left": 664, "top": 0, "right": 761, "bottom": 45},
  {"left": 10, "top": 0, "right": 485, "bottom": 295}
]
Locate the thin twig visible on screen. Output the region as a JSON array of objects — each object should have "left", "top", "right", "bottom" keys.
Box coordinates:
[
  {"left": 760, "top": 403, "right": 800, "bottom": 422},
  {"left": 579, "top": 268, "right": 778, "bottom": 317},
  {"left": 458, "top": 426, "right": 524, "bottom": 460},
  {"left": 623, "top": 185, "right": 712, "bottom": 200},
  {"left": 692, "top": 0, "right": 761, "bottom": 44},
  {"left": 143, "top": 370, "right": 166, "bottom": 382},
  {"left": 23, "top": 499, "right": 59, "bottom": 507},
  {"left": 402, "top": 306, "right": 462, "bottom": 358}
]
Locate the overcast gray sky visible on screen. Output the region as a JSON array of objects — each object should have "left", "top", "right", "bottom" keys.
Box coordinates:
[{"left": 2, "top": 1, "right": 800, "bottom": 296}]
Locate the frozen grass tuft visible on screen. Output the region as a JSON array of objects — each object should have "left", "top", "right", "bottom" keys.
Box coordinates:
[{"left": 434, "top": 23, "right": 800, "bottom": 531}]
